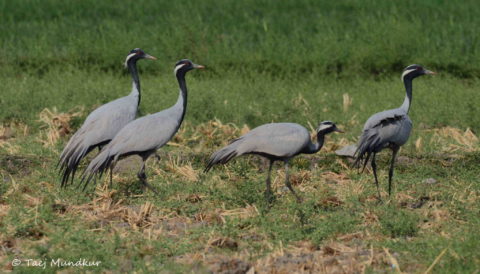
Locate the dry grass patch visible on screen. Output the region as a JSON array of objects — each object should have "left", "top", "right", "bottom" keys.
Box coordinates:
[
  {"left": 164, "top": 155, "right": 199, "bottom": 182},
  {"left": 430, "top": 126, "right": 479, "bottom": 152},
  {"left": 193, "top": 204, "right": 260, "bottom": 226},
  {"left": 176, "top": 253, "right": 253, "bottom": 274},
  {"left": 219, "top": 204, "right": 260, "bottom": 220},
  {"left": 171, "top": 119, "right": 250, "bottom": 151},
  {"left": 252, "top": 240, "right": 402, "bottom": 273},
  {"left": 418, "top": 201, "right": 450, "bottom": 234},
  {"left": 0, "top": 122, "right": 28, "bottom": 141},
  {"left": 37, "top": 107, "right": 83, "bottom": 147},
  {"left": 322, "top": 171, "right": 365, "bottom": 202},
  {"left": 68, "top": 186, "right": 155, "bottom": 231},
  {"left": 0, "top": 123, "right": 28, "bottom": 154}
]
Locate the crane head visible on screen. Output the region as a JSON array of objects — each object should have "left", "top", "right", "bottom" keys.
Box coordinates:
[
  {"left": 174, "top": 59, "right": 205, "bottom": 75},
  {"left": 124, "top": 48, "right": 157, "bottom": 68},
  {"left": 401, "top": 64, "right": 436, "bottom": 81},
  {"left": 317, "top": 121, "right": 343, "bottom": 134}
]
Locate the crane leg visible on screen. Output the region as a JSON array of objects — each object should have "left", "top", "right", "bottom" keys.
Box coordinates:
[
  {"left": 371, "top": 153, "right": 382, "bottom": 201},
  {"left": 284, "top": 161, "right": 302, "bottom": 202},
  {"left": 137, "top": 158, "right": 159, "bottom": 194},
  {"left": 388, "top": 147, "right": 400, "bottom": 197},
  {"left": 264, "top": 159, "right": 274, "bottom": 203},
  {"left": 109, "top": 166, "right": 113, "bottom": 188}
]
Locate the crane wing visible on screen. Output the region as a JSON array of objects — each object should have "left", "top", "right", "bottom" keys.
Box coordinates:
[
  {"left": 103, "top": 110, "right": 181, "bottom": 158},
  {"left": 205, "top": 123, "right": 311, "bottom": 171},
  {"left": 59, "top": 95, "right": 137, "bottom": 166},
  {"left": 357, "top": 108, "right": 412, "bottom": 157},
  {"left": 234, "top": 123, "right": 311, "bottom": 158}
]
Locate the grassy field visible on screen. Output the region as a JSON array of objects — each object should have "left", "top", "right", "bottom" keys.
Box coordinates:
[{"left": 1, "top": 0, "right": 480, "bottom": 273}]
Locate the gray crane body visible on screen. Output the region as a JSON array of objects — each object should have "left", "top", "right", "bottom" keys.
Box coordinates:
[
  {"left": 63, "top": 89, "right": 138, "bottom": 158},
  {"left": 210, "top": 123, "right": 314, "bottom": 163},
  {"left": 359, "top": 107, "right": 412, "bottom": 153},
  {"left": 206, "top": 121, "right": 342, "bottom": 202},
  {"left": 58, "top": 49, "right": 156, "bottom": 187},
  {"left": 354, "top": 64, "right": 435, "bottom": 199},
  {"left": 81, "top": 59, "right": 204, "bottom": 192},
  {"left": 91, "top": 90, "right": 184, "bottom": 165}
]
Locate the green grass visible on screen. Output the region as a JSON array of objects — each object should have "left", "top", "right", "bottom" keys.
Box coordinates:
[
  {"left": 1, "top": 0, "right": 480, "bottom": 272},
  {"left": 1, "top": 0, "right": 480, "bottom": 77},
  {"left": 2, "top": 68, "right": 480, "bottom": 133}
]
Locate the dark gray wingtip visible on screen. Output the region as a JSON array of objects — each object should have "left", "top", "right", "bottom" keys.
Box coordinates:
[{"left": 204, "top": 146, "right": 238, "bottom": 173}]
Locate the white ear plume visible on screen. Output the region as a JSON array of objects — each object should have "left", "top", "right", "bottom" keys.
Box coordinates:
[
  {"left": 124, "top": 53, "right": 137, "bottom": 68},
  {"left": 174, "top": 64, "right": 186, "bottom": 75},
  {"left": 401, "top": 69, "right": 416, "bottom": 81},
  {"left": 318, "top": 123, "right": 333, "bottom": 131}
]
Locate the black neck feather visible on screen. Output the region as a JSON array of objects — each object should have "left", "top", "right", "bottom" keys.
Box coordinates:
[
  {"left": 127, "top": 58, "right": 141, "bottom": 106},
  {"left": 176, "top": 73, "right": 188, "bottom": 123}
]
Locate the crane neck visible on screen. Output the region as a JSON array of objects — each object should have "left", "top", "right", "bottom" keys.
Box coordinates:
[
  {"left": 175, "top": 72, "right": 188, "bottom": 123},
  {"left": 304, "top": 133, "right": 325, "bottom": 154},
  {"left": 127, "top": 59, "right": 141, "bottom": 106},
  {"left": 400, "top": 78, "right": 413, "bottom": 113}
]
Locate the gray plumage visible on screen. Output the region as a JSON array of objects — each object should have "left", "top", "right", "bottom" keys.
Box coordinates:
[
  {"left": 205, "top": 121, "right": 342, "bottom": 202},
  {"left": 335, "top": 144, "right": 357, "bottom": 157},
  {"left": 58, "top": 49, "right": 156, "bottom": 187},
  {"left": 80, "top": 59, "right": 204, "bottom": 192},
  {"left": 354, "top": 64, "right": 435, "bottom": 199}
]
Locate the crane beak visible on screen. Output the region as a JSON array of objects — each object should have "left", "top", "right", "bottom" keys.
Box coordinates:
[
  {"left": 193, "top": 63, "right": 205, "bottom": 69},
  {"left": 424, "top": 69, "right": 436, "bottom": 75},
  {"left": 144, "top": 54, "right": 157, "bottom": 60},
  {"left": 333, "top": 126, "right": 345, "bottom": 133}
]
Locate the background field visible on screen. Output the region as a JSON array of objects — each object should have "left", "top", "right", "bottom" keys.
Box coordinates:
[{"left": 1, "top": 0, "right": 479, "bottom": 272}]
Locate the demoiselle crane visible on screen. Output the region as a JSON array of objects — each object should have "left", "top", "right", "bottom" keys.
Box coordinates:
[
  {"left": 205, "top": 121, "right": 343, "bottom": 202},
  {"left": 353, "top": 64, "right": 435, "bottom": 199},
  {"left": 58, "top": 48, "right": 156, "bottom": 187},
  {"left": 80, "top": 59, "right": 204, "bottom": 192}
]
